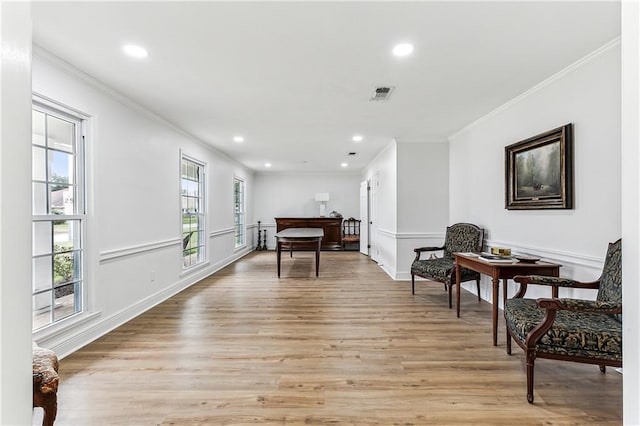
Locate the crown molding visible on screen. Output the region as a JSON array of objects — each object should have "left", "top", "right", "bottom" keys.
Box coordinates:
[
  {"left": 32, "top": 45, "right": 252, "bottom": 173},
  {"left": 448, "top": 37, "right": 621, "bottom": 141}
]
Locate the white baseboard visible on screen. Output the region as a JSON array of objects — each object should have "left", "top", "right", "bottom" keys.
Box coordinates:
[{"left": 48, "top": 247, "right": 254, "bottom": 359}]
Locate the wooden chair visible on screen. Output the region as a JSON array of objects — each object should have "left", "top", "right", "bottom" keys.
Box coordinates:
[
  {"left": 33, "top": 343, "right": 59, "bottom": 426},
  {"left": 410, "top": 223, "right": 484, "bottom": 308},
  {"left": 504, "top": 239, "right": 622, "bottom": 403},
  {"left": 342, "top": 218, "right": 361, "bottom": 251}
]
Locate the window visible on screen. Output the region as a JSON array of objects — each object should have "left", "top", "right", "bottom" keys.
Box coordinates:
[
  {"left": 181, "top": 156, "right": 205, "bottom": 268},
  {"left": 32, "top": 101, "right": 85, "bottom": 331},
  {"left": 234, "top": 178, "right": 245, "bottom": 248}
]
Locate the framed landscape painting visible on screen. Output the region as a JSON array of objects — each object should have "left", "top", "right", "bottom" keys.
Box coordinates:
[{"left": 505, "top": 124, "right": 573, "bottom": 210}]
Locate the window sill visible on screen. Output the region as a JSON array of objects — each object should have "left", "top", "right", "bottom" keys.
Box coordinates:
[
  {"left": 179, "top": 260, "right": 211, "bottom": 278},
  {"left": 33, "top": 310, "right": 102, "bottom": 343},
  {"left": 234, "top": 244, "right": 247, "bottom": 252}
]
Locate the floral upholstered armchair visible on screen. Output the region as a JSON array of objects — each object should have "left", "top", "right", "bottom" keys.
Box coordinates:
[
  {"left": 504, "top": 239, "right": 622, "bottom": 403},
  {"left": 410, "top": 223, "right": 484, "bottom": 309}
]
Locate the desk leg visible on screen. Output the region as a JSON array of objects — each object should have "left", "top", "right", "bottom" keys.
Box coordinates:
[
  {"left": 455, "top": 261, "right": 461, "bottom": 318},
  {"left": 315, "top": 238, "right": 321, "bottom": 277},
  {"left": 492, "top": 276, "right": 499, "bottom": 346},
  {"left": 276, "top": 240, "right": 281, "bottom": 278}
]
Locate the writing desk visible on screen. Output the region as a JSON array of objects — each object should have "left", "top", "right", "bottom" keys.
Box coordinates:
[
  {"left": 454, "top": 253, "right": 561, "bottom": 346},
  {"left": 275, "top": 228, "right": 324, "bottom": 278}
]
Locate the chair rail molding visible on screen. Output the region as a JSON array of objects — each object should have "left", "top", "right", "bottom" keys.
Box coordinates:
[
  {"left": 485, "top": 239, "right": 605, "bottom": 272},
  {"left": 99, "top": 238, "right": 181, "bottom": 263},
  {"left": 209, "top": 227, "right": 235, "bottom": 238}
]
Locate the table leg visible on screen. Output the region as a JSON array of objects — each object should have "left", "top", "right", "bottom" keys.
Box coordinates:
[
  {"left": 276, "top": 239, "right": 281, "bottom": 278},
  {"left": 455, "top": 261, "right": 461, "bottom": 318},
  {"left": 315, "top": 238, "right": 321, "bottom": 277},
  {"left": 503, "top": 278, "right": 508, "bottom": 304},
  {"left": 492, "top": 276, "right": 499, "bottom": 346}
]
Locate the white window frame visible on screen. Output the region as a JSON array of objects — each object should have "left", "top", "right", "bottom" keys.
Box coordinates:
[
  {"left": 180, "top": 153, "right": 206, "bottom": 269},
  {"left": 233, "top": 177, "right": 245, "bottom": 249},
  {"left": 31, "top": 96, "right": 87, "bottom": 332}
]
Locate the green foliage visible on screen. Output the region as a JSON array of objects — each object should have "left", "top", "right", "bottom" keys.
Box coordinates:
[
  {"left": 53, "top": 245, "right": 74, "bottom": 283},
  {"left": 51, "top": 174, "right": 69, "bottom": 191}
]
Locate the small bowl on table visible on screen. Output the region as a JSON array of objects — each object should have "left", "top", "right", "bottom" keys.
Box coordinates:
[{"left": 514, "top": 255, "right": 540, "bottom": 264}]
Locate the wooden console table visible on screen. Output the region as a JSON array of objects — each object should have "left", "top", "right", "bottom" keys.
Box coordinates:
[
  {"left": 275, "top": 217, "right": 342, "bottom": 250},
  {"left": 454, "top": 253, "right": 561, "bottom": 346}
]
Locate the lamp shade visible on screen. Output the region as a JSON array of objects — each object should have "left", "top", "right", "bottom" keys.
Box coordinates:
[{"left": 315, "top": 193, "right": 330, "bottom": 202}]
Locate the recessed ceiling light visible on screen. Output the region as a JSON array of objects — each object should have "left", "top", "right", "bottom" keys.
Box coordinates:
[
  {"left": 264, "top": 163, "right": 272, "bottom": 168},
  {"left": 233, "top": 136, "right": 244, "bottom": 143},
  {"left": 122, "top": 44, "right": 148, "bottom": 59},
  {"left": 341, "top": 163, "right": 348, "bottom": 168},
  {"left": 392, "top": 43, "right": 414, "bottom": 57},
  {"left": 352, "top": 135, "right": 363, "bottom": 142}
]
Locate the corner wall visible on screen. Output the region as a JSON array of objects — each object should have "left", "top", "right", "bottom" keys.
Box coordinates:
[
  {"left": 449, "top": 40, "right": 621, "bottom": 305},
  {"left": 363, "top": 141, "right": 450, "bottom": 279}
]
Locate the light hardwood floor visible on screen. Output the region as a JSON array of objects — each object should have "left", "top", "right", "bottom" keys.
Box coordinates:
[{"left": 37, "top": 251, "right": 622, "bottom": 425}]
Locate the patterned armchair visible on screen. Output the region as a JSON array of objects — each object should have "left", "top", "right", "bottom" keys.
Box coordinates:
[
  {"left": 504, "top": 239, "right": 622, "bottom": 403},
  {"left": 410, "top": 223, "right": 484, "bottom": 309}
]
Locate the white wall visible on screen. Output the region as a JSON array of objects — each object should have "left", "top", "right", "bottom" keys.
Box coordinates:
[
  {"left": 362, "top": 141, "right": 450, "bottom": 279},
  {"left": 32, "top": 50, "right": 255, "bottom": 357},
  {"left": 449, "top": 41, "right": 621, "bottom": 304},
  {"left": 363, "top": 141, "right": 397, "bottom": 273},
  {"left": 621, "top": 1, "right": 640, "bottom": 423},
  {"left": 253, "top": 172, "right": 360, "bottom": 249},
  {"left": 0, "top": 2, "right": 33, "bottom": 424},
  {"left": 396, "top": 142, "right": 449, "bottom": 279}
]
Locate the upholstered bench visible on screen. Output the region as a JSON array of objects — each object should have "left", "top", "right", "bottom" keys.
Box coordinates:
[{"left": 33, "top": 343, "right": 59, "bottom": 426}]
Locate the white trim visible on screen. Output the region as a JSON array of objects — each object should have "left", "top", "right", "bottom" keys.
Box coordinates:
[
  {"left": 179, "top": 260, "right": 211, "bottom": 278},
  {"left": 43, "top": 247, "right": 254, "bottom": 359},
  {"left": 99, "top": 238, "right": 181, "bottom": 263},
  {"left": 380, "top": 263, "right": 398, "bottom": 280},
  {"left": 485, "top": 239, "right": 604, "bottom": 271},
  {"left": 396, "top": 232, "right": 444, "bottom": 240},
  {"left": 32, "top": 92, "right": 90, "bottom": 120},
  {"left": 449, "top": 37, "right": 621, "bottom": 140},
  {"left": 377, "top": 228, "right": 396, "bottom": 237},
  {"left": 33, "top": 311, "right": 101, "bottom": 343},
  {"left": 209, "top": 227, "right": 235, "bottom": 238}
]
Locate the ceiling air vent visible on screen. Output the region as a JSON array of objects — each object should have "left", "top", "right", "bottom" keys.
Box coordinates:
[
  {"left": 348, "top": 152, "right": 357, "bottom": 156},
  {"left": 370, "top": 86, "right": 394, "bottom": 101}
]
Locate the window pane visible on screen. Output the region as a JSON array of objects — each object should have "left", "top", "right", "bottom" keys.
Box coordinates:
[
  {"left": 33, "top": 110, "right": 46, "bottom": 146},
  {"left": 54, "top": 283, "right": 79, "bottom": 322},
  {"left": 47, "top": 115, "right": 74, "bottom": 153},
  {"left": 53, "top": 251, "right": 78, "bottom": 285},
  {"left": 33, "top": 182, "right": 47, "bottom": 215},
  {"left": 33, "top": 146, "right": 47, "bottom": 181},
  {"left": 53, "top": 220, "right": 80, "bottom": 252},
  {"left": 33, "top": 256, "right": 53, "bottom": 293},
  {"left": 33, "top": 293, "right": 53, "bottom": 330},
  {"left": 32, "top": 102, "right": 85, "bottom": 331},
  {"left": 49, "top": 184, "right": 73, "bottom": 215},
  {"left": 49, "top": 150, "right": 75, "bottom": 185},
  {"left": 33, "top": 221, "right": 52, "bottom": 256}
]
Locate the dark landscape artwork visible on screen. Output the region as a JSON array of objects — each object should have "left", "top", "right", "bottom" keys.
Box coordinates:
[{"left": 505, "top": 124, "right": 573, "bottom": 210}]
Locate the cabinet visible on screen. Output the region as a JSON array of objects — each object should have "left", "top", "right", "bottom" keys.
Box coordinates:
[{"left": 275, "top": 217, "right": 342, "bottom": 251}]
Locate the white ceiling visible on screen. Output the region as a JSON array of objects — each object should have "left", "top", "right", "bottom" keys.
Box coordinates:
[{"left": 32, "top": 1, "right": 620, "bottom": 173}]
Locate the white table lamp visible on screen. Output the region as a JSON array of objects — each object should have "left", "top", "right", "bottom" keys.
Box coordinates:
[{"left": 315, "top": 193, "right": 329, "bottom": 217}]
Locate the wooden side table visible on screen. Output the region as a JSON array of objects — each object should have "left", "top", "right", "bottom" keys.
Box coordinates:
[{"left": 454, "top": 253, "right": 561, "bottom": 346}]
